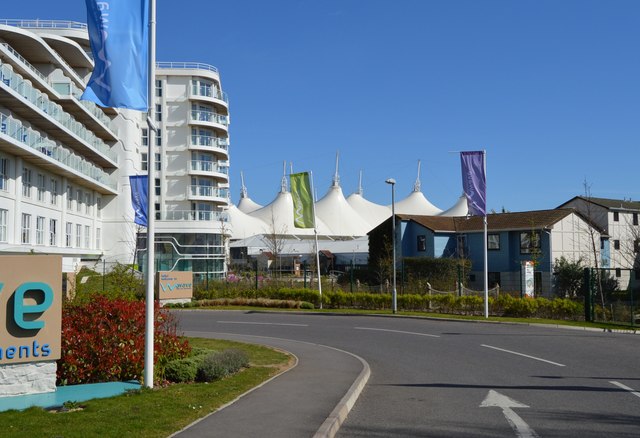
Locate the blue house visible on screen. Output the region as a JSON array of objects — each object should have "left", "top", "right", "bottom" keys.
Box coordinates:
[{"left": 371, "top": 209, "right": 603, "bottom": 297}]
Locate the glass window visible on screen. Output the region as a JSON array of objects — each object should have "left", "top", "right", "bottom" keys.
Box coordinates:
[
  {"left": 614, "top": 240, "right": 620, "bottom": 250},
  {"left": 141, "top": 128, "right": 149, "bottom": 147},
  {"left": 65, "top": 222, "right": 72, "bottom": 247},
  {"left": 36, "top": 216, "right": 45, "bottom": 245},
  {"left": 417, "top": 235, "right": 426, "bottom": 252},
  {"left": 96, "top": 197, "right": 102, "bottom": 218},
  {"left": 155, "top": 104, "right": 162, "bottom": 122},
  {"left": 76, "top": 189, "right": 82, "bottom": 212},
  {"left": 488, "top": 272, "right": 501, "bottom": 288},
  {"left": 613, "top": 211, "right": 619, "bottom": 222},
  {"left": 22, "top": 167, "right": 32, "bottom": 198},
  {"left": 49, "top": 219, "right": 57, "bottom": 246},
  {"left": 488, "top": 234, "right": 500, "bottom": 250},
  {"left": 96, "top": 227, "right": 101, "bottom": 249},
  {"left": 156, "top": 128, "right": 162, "bottom": 146},
  {"left": 141, "top": 152, "right": 148, "bottom": 171},
  {"left": 76, "top": 224, "right": 82, "bottom": 247},
  {"left": 0, "top": 157, "right": 8, "bottom": 191},
  {"left": 21, "top": 213, "right": 31, "bottom": 244},
  {"left": 520, "top": 231, "right": 541, "bottom": 254},
  {"left": 155, "top": 178, "right": 161, "bottom": 196},
  {"left": 155, "top": 79, "right": 162, "bottom": 97},
  {"left": 67, "top": 185, "right": 73, "bottom": 210},
  {"left": 615, "top": 268, "right": 622, "bottom": 278},
  {"left": 84, "top": 225, "right": 90, "bottom": 248},
  {"left": 155, "top": 153, "right": 161, "bottom": 171},
  {"left": 50, "top": 178, "right": 58, "bottom": 205},
  {"left": 37, "top": 173, "right": 45, "bottom": 202},
  {"left": 0, "top": 209, "right": 7, "bottom": 242},
  {"left": 634, "top": 213, "right": 638, "bottom": 226},
  {"left": 85, "top": 193, "right": 92, "bottom": 214}
]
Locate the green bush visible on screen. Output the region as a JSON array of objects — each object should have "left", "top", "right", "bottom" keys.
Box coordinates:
[
  {"left": 164, "top": 357, "right": 200, "bottom": 383},
  {"left": 196, "top": 349, "right": 250, "bottom": 382}
]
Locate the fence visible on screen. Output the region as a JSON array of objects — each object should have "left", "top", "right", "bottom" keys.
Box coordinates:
[{"left": 584, "top": 268, "right": 638, "bottom": 327}]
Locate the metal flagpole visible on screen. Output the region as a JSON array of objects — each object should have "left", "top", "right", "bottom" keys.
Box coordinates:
[
  {"left": 483, "top": 150, "right": 488, "bottom": 319},
  {"left": 144, "top": 0, "right": 157, "bottom": 389},
  {"left": 309, "top": 171, "right": 322, "bottom": 309}
]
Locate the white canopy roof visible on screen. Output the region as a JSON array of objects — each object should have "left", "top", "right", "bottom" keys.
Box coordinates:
[
  {"left": 395, "top": 190, "right": 442, "bottom": 215},
  {"left": 439, "top": 194, "right": 469, "bottom": 217},
  {"left": 227, "top": 204, "right": 270, "bottom": 240},
  {"left": 315, "top": 184, "right": 372, "bottom": 237},
  {"left": 346, "top": 191, "right": 391, "bottom": 228},
  {"left": 237, "top": 196, "right": 263, "bottom": 214}
]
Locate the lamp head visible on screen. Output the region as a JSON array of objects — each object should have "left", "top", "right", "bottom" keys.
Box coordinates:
[{"left": 385, "top": 178, "right": 396, "bottom": 185}]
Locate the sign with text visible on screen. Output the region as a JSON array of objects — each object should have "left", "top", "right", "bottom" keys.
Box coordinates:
[
  {"left": 521, "top": 261, "right": 535, "bottom": 298},
  {"left": 0, "top": 256, "right": 62, "bottom": 365},
  {"left": 157, "top": 271, "right": 193, "bottom": 300}
]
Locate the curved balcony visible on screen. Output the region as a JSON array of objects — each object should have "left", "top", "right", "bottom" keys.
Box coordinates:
[
  {"left": 159, "top": 210, "right": 228, "bottom": 222},
  {"left": 189, "top": 84, "right": 229, "bottom": 107},
  {"left": 187, "top": 185, "right": 229, "bottom": 204},
  {"left": 188, "top": 135, "right": 229, "bottom": 157},
  {"left": 189, "top": 110, "right": 229, "bottom": 132},
  {"left": 189, "top": 160, "right": 229, "bottom": 180}
]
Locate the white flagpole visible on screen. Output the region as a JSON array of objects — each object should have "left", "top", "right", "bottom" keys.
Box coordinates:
[
  {"left": 144, "top": 0, "right": 157, "bottom": 389},
  {"left": 483, "top": 150, "right": 488, "bottom": 319},
  {"left": 309, "top": 171, "right": 322, "bottom": 309}
]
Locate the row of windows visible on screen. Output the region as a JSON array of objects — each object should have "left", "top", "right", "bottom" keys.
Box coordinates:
[
  {"left": 612, "top": 211, "right": 639, "bottom": 225},
  {"left": 141, "top": 128, "right": 162, "bottom": 147},
  {"left": 415, "top": 232, "right": 540, "bottom": 254},
  {"left": 0, "top": 209, "right": 100, "bottom": 249}
]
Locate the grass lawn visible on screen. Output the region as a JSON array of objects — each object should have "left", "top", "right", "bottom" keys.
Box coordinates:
[{"left": 0, "top": 338, "right": 292, "bottom": 438}]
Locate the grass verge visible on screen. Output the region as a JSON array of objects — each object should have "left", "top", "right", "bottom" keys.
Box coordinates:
[{"left": 0, "top": 338, "right": 292, "bottom": 438}]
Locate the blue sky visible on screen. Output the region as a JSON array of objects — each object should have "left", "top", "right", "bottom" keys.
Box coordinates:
[{"left": 4, "top": 1, "right": 640, "bottom": 212}]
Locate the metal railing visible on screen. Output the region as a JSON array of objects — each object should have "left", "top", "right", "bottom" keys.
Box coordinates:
[
  {"left": 156, "top": 61, "right": 218, "bottom": 73},
  {"left": 190, "top": 136, "right": 229, "bottom": 150},
  {"left": 189, "top": 160, "right": 229, "bottom": 175},
  {"left": 190, "top": 85, "right": 229, "bottom": 103},
  {"left": 0, "top": 19, "right": 87, "bottom": 30},
  {"left": 159, "top": 210, "right": 228, "bottom": 222},
  {"left": 187, "top": 185, "right": 229, "bottom": 199},
  {"left": 190, "top": 110, "right": 229, "bottom": 126}
]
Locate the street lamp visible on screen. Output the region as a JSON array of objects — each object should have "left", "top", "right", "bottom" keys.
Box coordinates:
[{"left": 385, "top": 178, "right": 397, "bottom": 314}]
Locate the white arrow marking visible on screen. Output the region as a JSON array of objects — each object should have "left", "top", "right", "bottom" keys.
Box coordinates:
[
  {"left": 480, "top": 390, "right": 540, "bottom": 438},
  {"left": 610, "top": 381, "right": 640, "bottom": 399}
]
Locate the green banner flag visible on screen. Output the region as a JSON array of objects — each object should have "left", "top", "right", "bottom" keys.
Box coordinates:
[{"left": 290, "top": 172, "right": 315, "bottom": 228}]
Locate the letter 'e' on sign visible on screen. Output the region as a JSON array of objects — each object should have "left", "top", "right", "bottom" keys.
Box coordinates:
[{"left": 0, "top": 255, "right": 62, "bottom": 365}]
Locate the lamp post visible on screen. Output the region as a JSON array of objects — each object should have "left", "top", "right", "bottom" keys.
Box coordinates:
[{"left": 385, "top": 178, "right": 397, "bottom": 314}]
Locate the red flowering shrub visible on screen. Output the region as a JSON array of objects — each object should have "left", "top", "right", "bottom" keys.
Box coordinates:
[{"left": 57, "top": 296, "right": 190, "bottom": 385}]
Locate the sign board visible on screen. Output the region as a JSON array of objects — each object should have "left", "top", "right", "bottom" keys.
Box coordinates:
[
  {"left": 521, "top": 261, "right": 535, "bottom": 298},
  {"left": 157, "top": 271, "right": 193, "bottom": 300},
  {"left": 0, "top": 256, "right": 62, "bottom": 365}
]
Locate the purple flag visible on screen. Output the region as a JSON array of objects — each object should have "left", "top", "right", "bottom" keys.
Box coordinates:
[
  {"left": 460, "top": 151, "right": 486, "bottom": 216},
  {"left": 129, "top": 175, "right": 148, "bottom": 227}
]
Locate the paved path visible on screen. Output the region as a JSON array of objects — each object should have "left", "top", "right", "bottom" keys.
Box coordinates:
[{"left": 172, "top": 331, "right": 369, "bottom": 438}]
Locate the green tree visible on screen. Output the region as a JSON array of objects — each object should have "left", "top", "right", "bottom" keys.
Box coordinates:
[{"left": 553, "top": 256, "right": 584, "bottom": 298}]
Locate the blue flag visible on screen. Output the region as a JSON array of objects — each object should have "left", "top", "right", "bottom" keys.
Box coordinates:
[
  {"left": 82, "top": 0, "right": 150, "bottom": 110},
  {"left": 129, "top": 175, "right": 148, "bottom": 227},
  {"left": 460, "top": 151, "right": 487, "bottom": 217}
]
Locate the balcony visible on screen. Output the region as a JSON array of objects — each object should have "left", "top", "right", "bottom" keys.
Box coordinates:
[
  {"left": 189, "top": 160, "right": 229, "bottom": 179},
  {"left": 188, "top": 136, "right": 229, "bottom": 156},
  {"left": 189, "top": 84, "right": 229, "bottom": 105},
  {"left": 189, "top": 110, "right": 229, "bottom": 131},
  {"left": 159, "top": 210, "right": 229, "bottom": 222},
  {"left": 187, "top": 185, "right": 229, "bottom": 203}
]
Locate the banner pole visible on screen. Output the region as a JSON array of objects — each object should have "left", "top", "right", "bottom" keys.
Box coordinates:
[
  {"left": 483, "top": 150, "right": 489, "bottom": 319},
  {"left": 309, "top": 171, "right": 322, "bottom": 309},
  {"left": 144, "top": 0, "right": 156, "bottom": 389}
]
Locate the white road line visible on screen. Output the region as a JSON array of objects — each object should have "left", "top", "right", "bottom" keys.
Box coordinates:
[
  {"left": 481, "top": 344, "right": 565, "bottom": 367},
  {"left": 610, "top": 381, "right": 640, "bottom": 399},
  {"left": 354, "top": 327, "right": 440, "bottom": 338},
  {"left": 217, "top": 321, "right": 308, "bottom": 327}
]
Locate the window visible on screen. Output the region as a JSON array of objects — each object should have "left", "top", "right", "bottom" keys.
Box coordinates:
[
  {"left": 67, "top": 185, "right": 73, "bottom": 210},
  {"left": 141, "top": 128, "right": 149, "bottom": 147},
  {"left": 417, "top": 235, "right": 426, "bottom": 252},
  {"left": 615, "top": 268, "right": 622, "bottom": 278},
  {"left": 65, "top": 222, "right": 72, "bottom": 247},
  {"left": 155, "top": 79, "right": 162, "bottom": 97},
  {"left": 156, "top": 128, "right": 162, "bottom": 146},
  {"left": 49, "top": 219, "right": 57, "bottom": 246},
  {"left": 22, "top": 167, "right": 32, "bottom": 198},
  {"left": 76, "top": 189, "right": 82, "bottom": 212},
  {"left": 613, "top": 211, "right": 619, "bottom": 222},
  {"left": 141, "top": 152, "right": 148, "bottom": 171},
  {"left": 96, "top": 227, "right": 101, "bottom": 249},
  {"left": 50, "top": 178, "right": 58, "bottom": 205},
  {"left": 21, "top": 213, "right": 31, "bottom": 244},
  {"left": 155, "top": 153, "right": 162, "bottom": 171},
  {"left": 155, "top": 104, "right": 162, "bottom": 122},
  {"left": 76, "top": 224, "right": 82, "bottom": 247},
  {"left": 37, "top": 173, "right": 45, "bottom": 202},
  {"left": 84, "top": 225, "right": 90, "bottom": 248},
  {"left": 155, "top": 203, "right": 161, "bottom": 220},
  {"left": 634, "top": 213, "right": 638, "bottom": 226},
  {"left": 488, "top": 272, "right": 501, "bottom": 288},
  {"left": 488, "top": 234, "right": 500, "bottom": 250},
  {"left": 36, "top": 216, "right": 45, "bottom": 245},
  {"left": 96, "top": 197, "right": 102, "bottom": 218},
  {"left": 0, "top": 209, "right": 7, "bottom": 242},
  {"left": 155, "top": 178, "right": 161, "bottom": 196},
  {"left": 0, "top": 157, "right": 8, "bottom": 191},
  {"left": 520, "top": 231, "right": 541, "bottom": 254},
  {"left": 614, "top": 240, "right": 620, "bottom": 250},
  {"left": 85, "top": 193, "right": 92, "bottom": 214}
]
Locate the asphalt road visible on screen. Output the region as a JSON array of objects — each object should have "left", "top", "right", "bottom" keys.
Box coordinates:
[{"left": 176, "top": 310, "right": 640, "bottom": 437}]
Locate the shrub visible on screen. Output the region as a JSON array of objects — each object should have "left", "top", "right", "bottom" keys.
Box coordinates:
[
  {"left": 196, "top": 349, "right": 250, "bottom": 382},
  {"left": 57, "top": 296, "right": 190, "bottom": 385},
  {"left": 164, "top": 357, "right": 200, "bottom": 383}
]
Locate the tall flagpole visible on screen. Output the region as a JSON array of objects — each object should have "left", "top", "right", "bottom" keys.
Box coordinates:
[
  {"left": 309, "top": 171, "right": 323, "bottom": 309},
  {"left": 144, "top": 0, "right": 157, "bottom": 389},
  {"left": 483, "top": 150, "right": 488, "bottom": 319}
]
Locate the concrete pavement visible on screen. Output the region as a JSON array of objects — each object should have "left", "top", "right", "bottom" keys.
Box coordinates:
[{"left": 171, "top": 331, "right": 370, "bottom": 438}]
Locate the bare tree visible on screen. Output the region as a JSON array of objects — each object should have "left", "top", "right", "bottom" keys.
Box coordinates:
[
  {"left": 263, "top": 209, "right": 288, "bottom": 278},
  {"left": 582, "top": 180, "right": 606, "bottom": 316}
]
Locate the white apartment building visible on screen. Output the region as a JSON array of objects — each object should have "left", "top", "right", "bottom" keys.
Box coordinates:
[
  {"left": 0, "top": 20, "right": 232, "bottom": 282},
  {"left": 0, "top": 20, "right": 143, "bottom": 275},
  {"left": 144, "top": 64, "right": 231, "bottom": 281}
]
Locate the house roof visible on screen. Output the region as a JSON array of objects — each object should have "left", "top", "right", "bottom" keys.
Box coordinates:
[
  {"left": 396, "top": 208, "right": 597, "bottom": 233},
  {"left": 559, "top": 196, "right": 640, "bottom": 211}
]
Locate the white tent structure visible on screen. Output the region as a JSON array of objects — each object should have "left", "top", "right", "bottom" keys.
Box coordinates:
[
  {"left": 237, "top": 171, "right": 263, "bottom": 214},
  {"left": 346, "top": 172, "right": 391, "bottom": 229},
  {"left": 394, "top": 162, "right": 442, "bottom": 215},
  {"left": 227, "top": 204, "right": 271, "bottom": 240},
  {"left": 439, "top": 194, "right": 469, "bottom": 217}
]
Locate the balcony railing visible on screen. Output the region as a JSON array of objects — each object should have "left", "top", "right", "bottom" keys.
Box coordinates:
[
  {"left": 0, "top": 43, "right": 48, "bottom": 83},
  {"left": 190, "top": 136, "right": 229, "bottom": 151},
  {"left": 189, "top": 160, "right": 229, "bottom": 175},
  {"left": 0, "top": 113, "right": 116, "bottom": 190},
  {"left": 190, "top": 110, "right": 229, "bottom": 126},
  {"left": 156, "top": 62, "right": 218, "bottom": 73},
  {"left": 0, "top": 19, "right": 87, "bottom": 30},
  {"left": 188, "top": 185, "right": 229, "bottom": 199},
  {"left": 159, "top": 210, "right": 228, "bottom": 222},
  {"left": 0, "top": 61, "right": 117, "bottom": 163},
  {"left": 190, "top": 85, "right": 229, "bottom": 104}
]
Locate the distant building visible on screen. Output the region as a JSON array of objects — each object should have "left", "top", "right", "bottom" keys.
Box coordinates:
[
  {"left": 369, "top": 209, "right": 603, "bottom": 296},
  {"left": 559, "top": 197, "right": 640, "bottom": 290}
]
